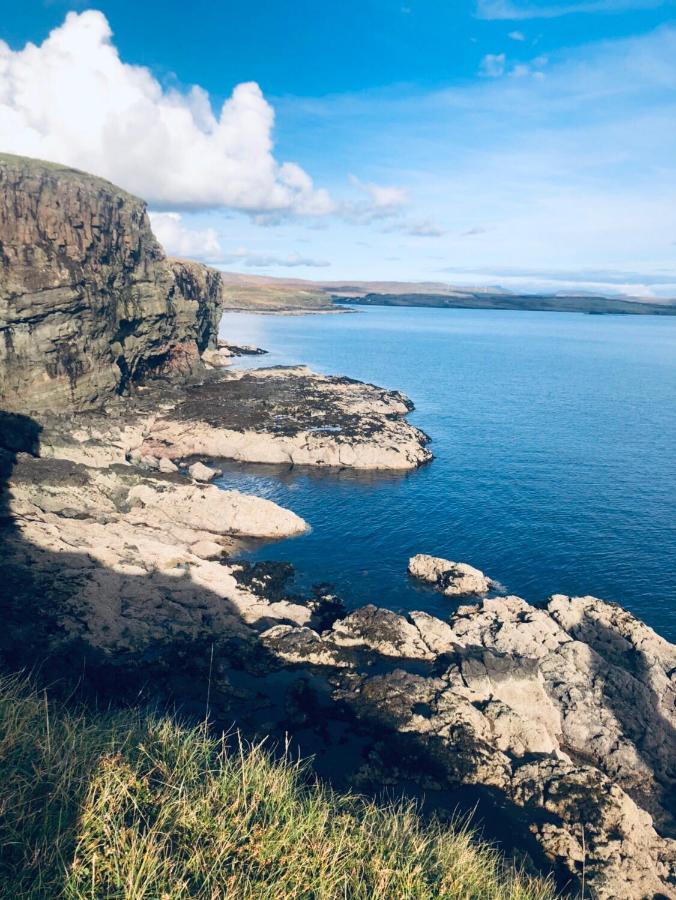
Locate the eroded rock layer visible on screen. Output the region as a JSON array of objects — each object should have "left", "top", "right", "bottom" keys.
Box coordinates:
[{"left": 0, "top": 154, "right": 223, "bottom": 412}]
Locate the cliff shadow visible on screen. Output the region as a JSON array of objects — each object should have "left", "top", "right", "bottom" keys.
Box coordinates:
[
  {"left": 0, "top": 410, "right": 567, "bottom": 889},
  {"left": 573, "top": 611, "right": 676, "bottom": 834}
]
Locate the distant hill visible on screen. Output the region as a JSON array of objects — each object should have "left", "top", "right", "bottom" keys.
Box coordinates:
[
  {"left": 338, "top": 291, "right": 676, "bottom": 316},
  {"left": 218, "top": 272, "right": 676, "bottom": 316}
]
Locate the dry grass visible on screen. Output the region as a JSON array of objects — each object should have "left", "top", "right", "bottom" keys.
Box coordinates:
[{"left": 0, "top": 675, "right": 556, "bottom": 899}]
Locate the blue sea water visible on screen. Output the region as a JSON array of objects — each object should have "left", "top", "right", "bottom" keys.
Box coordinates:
[{"left": 217, "top": 306, "right": 676, "bottom": 641}]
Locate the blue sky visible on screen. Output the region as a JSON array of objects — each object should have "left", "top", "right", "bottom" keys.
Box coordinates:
[{"left": 2, "top": 0, "right": 676, "bottom": 295}]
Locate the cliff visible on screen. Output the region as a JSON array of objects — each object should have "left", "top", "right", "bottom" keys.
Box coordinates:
[{"left": 0, "top": 154, "right": 224, "bottom": 413}]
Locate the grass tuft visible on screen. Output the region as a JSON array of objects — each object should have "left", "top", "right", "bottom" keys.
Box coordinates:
[{"left": 0, "top": 675, "right": 556, "bottom": 898}]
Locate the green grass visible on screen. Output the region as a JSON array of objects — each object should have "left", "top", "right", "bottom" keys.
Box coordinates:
[{"left": 0, "top": 675, "right": 556, "bottom": 899}]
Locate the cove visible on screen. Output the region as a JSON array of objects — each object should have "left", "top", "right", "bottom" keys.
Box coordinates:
[{"left": 217, "top": 306, "right": 676, "bottom": 641}]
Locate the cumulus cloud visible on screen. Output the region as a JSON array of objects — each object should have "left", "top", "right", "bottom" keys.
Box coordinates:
[
  {"left": 479, "top": 53, "right": 507, "bottom": 77},
  {"left": 149, "top": 212, "right": 329, "bottom": 268},
  {"left": 508, "top": 29, "right": 527, "bottom": 39},
  {"left": 0, "top": 10, "right": 332, "bottom": 215},
  {"left": 150, "top": 212, "right": 222, "bottom": 261}
]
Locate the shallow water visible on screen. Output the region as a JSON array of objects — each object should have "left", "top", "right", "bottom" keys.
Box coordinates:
[{"left": 217, "top": 306, "right": 676, "bottom": 641}]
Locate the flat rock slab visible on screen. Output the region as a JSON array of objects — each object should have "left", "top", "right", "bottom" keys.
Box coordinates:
[{"left": 139, "top": 367, "right": 432, "bottom": 471}]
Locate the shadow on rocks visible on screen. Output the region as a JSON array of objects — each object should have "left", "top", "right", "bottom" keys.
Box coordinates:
[
  {"left": 573, "top": 610, "right": 676, "bottom": 834},
  {"left": 0, "top": 410, "right": 561, "bottom": 890}
]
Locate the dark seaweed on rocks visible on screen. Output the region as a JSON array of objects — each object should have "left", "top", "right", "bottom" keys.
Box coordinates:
[{"left": 172, "top": 373, "right": 409, "bottom": 439}]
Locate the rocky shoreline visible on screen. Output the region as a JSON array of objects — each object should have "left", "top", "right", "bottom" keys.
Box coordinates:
[
  {"left": 1, "top": 154, "right": 674, "bottom": 899},
  {"left": 2, "top": 429, "right": 674, "bottom": 897}
]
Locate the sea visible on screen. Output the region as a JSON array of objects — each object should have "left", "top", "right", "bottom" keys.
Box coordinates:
[{"left": 217, "top": 305, "right": 676, "bottom": 642}]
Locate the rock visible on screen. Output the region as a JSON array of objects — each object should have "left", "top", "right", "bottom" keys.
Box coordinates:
[
  {"left": 0, "top": 154, "right": 224, "bottom": 414},
  {"left": 188, "top": 461, "right": 220, "bottom": 482},
  {"left": 201, "top": 348, "right": 232, "bottom": 368},
  {"left": 261, "top": 625, "right": 356, "bottom": 668},
  {"left": 190, "top": 540, "right": 225, "bottom": 560},
  {"left": 158, "top": 457, "right": 178, "bottom": 474},
  {"left": 3, "top": 435, "right": 674, "bottom": 899},
  {"left": 251, "top": 590, "right": 676, "bottom": 899},
  {"left": 329, "top": 605, "right": 434, "bottom": 659},
  {"left": 218, "top": 341, "right": 267, "bottom": 356},
  {"left": 125, "top": 481, "right": 306, "bottom": 539},
  {"left": 138, "top": 367, "right": 432, "bottom": 471},
  {"left": 3, "top": 451, "right": 312, "bottom": 651},
  {"left": 408, "top": 554, "right": 492, "bottom": 595}
]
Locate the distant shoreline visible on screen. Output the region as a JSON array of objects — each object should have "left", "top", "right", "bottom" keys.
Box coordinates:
[{"left": 335, "top": 291, "right": 676, "bottom": 317}]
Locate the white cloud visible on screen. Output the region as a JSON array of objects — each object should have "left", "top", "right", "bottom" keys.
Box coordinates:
[
  {"left": 349, "top": 176, "right": 408, "bottom": 211},
  {"left": 220, "top": 249, "right": 330, "bottom": 268},
  {"left": 406, "top": 219, "right": 446, "bottom": 237},
  {"left": 150, "top": 212, "right": 222, "bottom": 261},
  {"left": 476, "top": 0, "right": 666, "bottom": 19},
  {"left": 0, "top": 10, "right": 333, "bottom": 215},
  {"left": 510, "top": 54, "right": 549, "bottom": 77},
  {"left": 362, "top": 182, "right": 408, "bottom": 210},
  {"left": 508, "top": 30, "right": 527, "bottom": 39},
  {"left": 479, "top": 53, "right": 507, "bottom": 77},
  {"left": 342, "top": 175, "right": 409, "bottom": 223},
  {"left": 149, "top": 211, "right": 330, "bottom": 267},
  {"left": 440, "top": 265, "right": 676, "bottom": 298}
]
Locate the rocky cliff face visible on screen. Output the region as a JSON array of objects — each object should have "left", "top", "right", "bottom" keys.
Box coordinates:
[{"left": 0, "top": 154, "right": 223, "bottom": 413}]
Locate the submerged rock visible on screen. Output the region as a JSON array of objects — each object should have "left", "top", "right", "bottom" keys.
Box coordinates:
[{"left": 408, "top": 554, "right": 493, "bottom": 595}]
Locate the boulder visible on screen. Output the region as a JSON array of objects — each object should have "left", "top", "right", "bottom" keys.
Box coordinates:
[
  {"left": 201, "top": 348, "right": 232, "bottom": 368},
  {"left": 188, "top": 461, "right": 220, "bottom": 482},
  {"left": 408, "top": 554, "right": 492, "bottom": 595}
]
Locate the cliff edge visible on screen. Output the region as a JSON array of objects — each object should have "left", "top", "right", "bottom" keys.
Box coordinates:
[{"left": 0, "top": 153, "right": 224, "bottom": 413}]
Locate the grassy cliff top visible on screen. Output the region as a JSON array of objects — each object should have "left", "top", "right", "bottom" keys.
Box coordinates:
[
  {"left": 0, "top": 152, "right": 142, "bottom": 204},
  {"left": 0, "top": 675, "right": 555, "bottom": 899}
]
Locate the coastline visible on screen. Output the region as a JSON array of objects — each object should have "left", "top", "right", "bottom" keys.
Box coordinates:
[
  {"left": 3, "top": 332, "right": 675, "bottom": 898},
  {"left": 2, "top": 154, "right": 674, "bottom": 899}
]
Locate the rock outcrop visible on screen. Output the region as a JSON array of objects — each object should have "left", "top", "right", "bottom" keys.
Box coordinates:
[
  {"left": 2, "top": 425, "right": 673, "bottom": 900},
  {"left": 408, "top": 554, "right": 493, "bottom": 595},
  {"left": 137, "top": 366, "right": 432, "bottom": 470},
  {"left": 262, "top": 593, "right": 676, "bottom": 900},
  {"left": 25, "top": 364, "right": 431, "bottom": 473},
  {"left": 0, "top": 154, "right": 224, "bottom": 412},
  {"left": 0, "top": 155, "right": 429, "bottom": 471}
]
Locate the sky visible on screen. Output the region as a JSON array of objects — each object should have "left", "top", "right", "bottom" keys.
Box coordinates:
[{"left": 2, "top": 1, "right": 676, "bottom": 296}]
